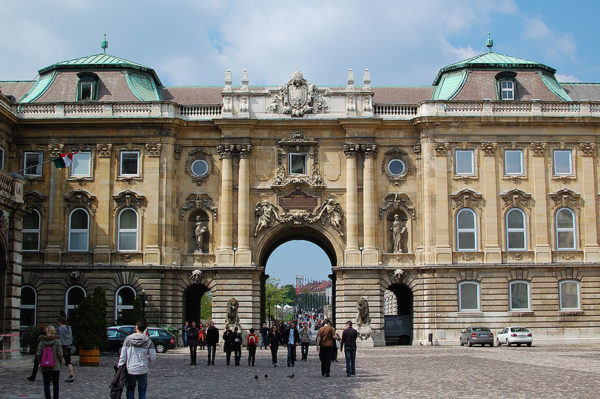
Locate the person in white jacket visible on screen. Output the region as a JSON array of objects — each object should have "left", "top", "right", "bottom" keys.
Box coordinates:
[{"left": 118, "top": 320, "right": 156, "bottom": 399}]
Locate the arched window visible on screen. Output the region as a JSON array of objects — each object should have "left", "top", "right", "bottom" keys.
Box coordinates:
[
  {"left": 555, "top": 208, "right": 576, "bottom": 250},
  {"left": 456, "top": 208, "right": 477, "bottom": 251},
  {"left": 118, "top": 208, "right": 138, "bottom": 252},
  {"left": 506, "top": 208, "right": 527, "bottom": 251},
  {"left": 65, "top": 286, "right": 86, "bottom": 321},
  {"left": 458, "top": 281, "right": 480, "bottom": 312},
  {"left": 20, "top": 285, "right": 37, "bottom": 327},
  {"left": 559, "top": 280, "right": 581, "bottom": 310},
  {"left": 509, "top": 280, "right": 531, "bottom": 311},
  {"left": 23, "top": 210, "right": 41, "bottom": 251},
  {"left": 115, "top": 286, "right": 136, "bottom": 322},
  {"left": 69, "top": 208, "right": 89, "bottom": 252}
]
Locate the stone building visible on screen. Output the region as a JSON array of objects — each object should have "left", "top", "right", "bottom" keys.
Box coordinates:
[{"left": 1, "top": 39, "right": 600, "bottom": 351}]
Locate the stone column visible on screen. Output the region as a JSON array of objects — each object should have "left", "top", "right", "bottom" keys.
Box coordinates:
[
  {"left": 344, "top": 144, "right": 361, "bottom": 265},
  {"left": 362, "top": 144, "right": 379, "bottom": 265},
  {"left": 530, "top": 143, "right": 551, "bottom": 262},
  {"left": 580, "top": 143, "right": 600, "bottom": 261},
  {"left": 433, "top": 142, "right": 452, "bottom": 263},
  {"left": 217, "top": 145, "right": 234, "bottom": 265},
  {"left": 236, "top": 144, "right": 252, "bottom": 265},
  {"left": 481, "top": 143, "right": 501, "bottom": 262}
]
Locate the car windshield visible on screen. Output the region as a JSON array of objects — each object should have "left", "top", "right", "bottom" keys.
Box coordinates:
[
  {"left": 472, "top": 328, "right": 490, "bottom": 332},
  {"left": 512, "top": 327, "right": 529, "bottom": 332}
]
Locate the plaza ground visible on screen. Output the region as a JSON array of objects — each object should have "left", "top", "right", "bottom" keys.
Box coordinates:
[{"left": 1, "top": 345, "right": 599, "bottom": 398}]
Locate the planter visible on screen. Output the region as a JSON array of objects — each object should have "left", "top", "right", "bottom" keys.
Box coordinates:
[{"left": 79, "top": 347, "right": 99, "bottom": 366}]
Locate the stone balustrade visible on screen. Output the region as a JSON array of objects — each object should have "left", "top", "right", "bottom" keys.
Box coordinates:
[{"left": 0, "top": 170, "right": 24, "bottom": 204}]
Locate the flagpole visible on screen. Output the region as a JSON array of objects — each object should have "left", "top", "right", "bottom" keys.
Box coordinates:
[{"left": 8, "top": 151, "right": 78, "bottom": 175}]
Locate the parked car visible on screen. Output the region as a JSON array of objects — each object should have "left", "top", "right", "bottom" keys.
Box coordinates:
[
  {"left": 384, "top": 315, "right": 412, "bottom": 345},
  {"left": 106, "top": 326, "right": 177, "bottom": 353},
  {"left": 496, "top": 326, "right": 533, "bottom": 347},
  {"left": 459, "top": 326, "right": 494, "bottom": 347}
]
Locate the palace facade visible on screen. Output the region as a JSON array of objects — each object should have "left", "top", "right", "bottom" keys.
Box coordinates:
[{"left": 1, "top": 40, "right": 600, "bottom": 355}]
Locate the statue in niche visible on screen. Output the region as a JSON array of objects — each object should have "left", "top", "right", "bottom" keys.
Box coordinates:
[
  {"left": 254, "top": 200, "right": 280, "bottom": 236},
  {"left": 315, "top": 198, "right": 343, "bottom": 236},
  {"left": 391, "top": 214, "right": 408, "bottom": 253},
  {"left": 193, "top": 216, "right": 208, "bottom": 253}
]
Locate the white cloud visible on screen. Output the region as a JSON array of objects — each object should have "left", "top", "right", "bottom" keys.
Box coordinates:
[
  {"left": 555, "top": 73, "right": 580, "bottom": 83},
  {"left": 521, "top": 18, "right": 577, "bottom": 59}
]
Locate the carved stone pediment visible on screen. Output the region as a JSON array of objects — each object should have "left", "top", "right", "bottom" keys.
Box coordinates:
[
  {"left": 272, "top": 165, "right": 325, "bottom": 189},
  {"left": 179, "top": 193, "right": 218, "bottom": 220},
  {"left": 278, "top": 132, "right": 318, "bottom": 148},
  {"left": 64, "top": 190, "right": 97, "bottom": 217},
  {"left": 267, "top": 71, "right": 328, "bottom": 117},
  {"left": 379, "top": 193, "right": 415, "bottom": 220},
  {"left": 24, "top": 191, "right": 47, "bottom": 209},
  {"left": 113, "top": 190, "right": 146, "bottom": 210},
  {"left": 499, "top": 189, "right": 532, "bottom": 210},
  {"left": 550, "top": 188, "right": 582, "bottom": 209},
  {"left": 451, "top": 189, "right": 483, "bottom": 210}
]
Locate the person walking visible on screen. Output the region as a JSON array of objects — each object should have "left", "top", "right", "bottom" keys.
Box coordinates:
[
  {"left": 246, "top": 328, "right": 258, "bottom": 367},
  {"left": 232, "top": 326, "right": 242, "bottom": 366},
  {"left": 259, "top": 322, "right": 269, "bottom": 350},
  {"left": 222, "top": 325, "right": 234, "bottom": 366},
  {"left": 316, "top": 319, "right": 336, "bottom": 377},
  {"left": 205, "top": 321, "right": 219, "bottom": 366},
  {"left": 182, "top": 321, "right": 189, "bottom": 347},
  {"left": 27, "top": 324, "right": 46, "bottom": 382},
  {"left": 36, "top": 324, "right": 63, "bottom": 399},
  {"left": 300, "top": 322, "right": 311, "bottom": 361},
  {"left": 267, "top": 325, "right": 280, "bottom": 367},
  {"left": 187, "top": 321, "right": 200, "bottom": 365},
  {"left": 285, "top": 321, "right": 300, "bottom": 367},
  {"left": 340, "top": 320, "right": 358, "bottom": 377},
  {"left": 118, "top": 320, "right": 157, "bottom": 399},
  {"left": 57, "top": 316, "right": 74, "bottom": 383}
]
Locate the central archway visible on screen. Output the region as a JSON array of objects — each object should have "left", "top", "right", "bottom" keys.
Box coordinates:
[{"left": 183, "top": 284, "right": 210, "bottom": 325}]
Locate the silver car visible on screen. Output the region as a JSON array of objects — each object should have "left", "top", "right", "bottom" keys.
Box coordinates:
[{"left": 459, "top": 326, "right": 494, "bottom": 347}]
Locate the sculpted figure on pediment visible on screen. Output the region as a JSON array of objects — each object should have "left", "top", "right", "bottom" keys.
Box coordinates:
[{"left": 267, "top": 71, "right": 327, "bottom": 117}]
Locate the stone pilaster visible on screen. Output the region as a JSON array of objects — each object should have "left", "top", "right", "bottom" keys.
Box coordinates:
[
  {"left": 580, "top": 143, "right": 600, "bottom": 261},
  {"left": 362, "top": 144, "right": 379, "bottom": 265},
  {"left": 343, "top": 144, "right": 360, "bottom": 265},
  {"left": 93, "top": 144, "right": 112, "bottom": 265},
  {"left": 530, "top": 142, "right": 551, "bottom": 262},
  {"left": 433, "top": 142, "right": 452, "bottom": 263},
  {"left": 216, "top": 145, "right": 234, "bottom": 265},
  {"left": 481, "top": 143, "right": 501, "bottom": 262},
  {"left": 236, "top": 144, "right": 252, "bottom": 265}
]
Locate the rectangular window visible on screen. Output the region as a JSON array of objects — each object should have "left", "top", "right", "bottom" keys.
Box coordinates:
[
  {"left": 501, "top": 80, "right": 514, "bottom": 100},
  {"left": 289, "top": 153, "right": 307, "bottom": 175},
  {"left": 553, "top": 149, "right": 573, "bottom": 175},
  {"left": 510, "top": 282, "right": 530, "bottom": 311},
  {"left": 454, "top": 149, "right": 474, "bottom": 175},
  {"left": 504, "top": 149, "right": 523, "bottom": 175},
  {"left": 459, "top": 282, "right": 480, "bottom": 311},
  {"left": 80, "top": 82, "right": 93, "bottom": 101},
  {"left": 24, "top": 152, "right": 43, "bottom": 176},
  {"left": 70, "top": 152, "right": 91, "bottom": 177},
  {"left": 559, "top": 281, "right": 580, "bottom": 310},
  {"left": 120, "top": 151, "right": 140, "bottom": 176},
  {"left": 0, "top": 147, "right": 4, "bottom": 170}
]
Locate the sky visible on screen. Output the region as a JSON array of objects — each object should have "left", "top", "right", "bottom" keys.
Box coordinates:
[{"left": 1, "top": 0, "right": 597, "bottom": 285}]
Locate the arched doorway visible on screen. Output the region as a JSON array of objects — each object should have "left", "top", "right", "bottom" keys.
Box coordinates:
[
  {"left": 384, "top": 283, "right": 413, "bottom": 345},
  {"left": 183, "top": 284, "right": 210, "bottom": 324}
]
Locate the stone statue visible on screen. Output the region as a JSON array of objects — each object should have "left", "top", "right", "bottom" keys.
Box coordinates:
[
  {"left": 357, "top": 297, "right": 371, "bottom": 326},
  {"left": 254, "top": 200, "right": 280, "bottom": 236},
  {"left": 391, "top": 214, "right": 408, "bottom": 253},
  {"left": 193, "top": 216, "right": 207, "bottom": 252},
  {"left": 315, "top": 198, "right": 344, "bottom": 236},
  {"left": 225, "top": 297, "right": 240, "bottom": 326}
]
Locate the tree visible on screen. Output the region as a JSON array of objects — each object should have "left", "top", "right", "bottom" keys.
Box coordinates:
[
  {"left": 72, "top": 287, "right": 108, "bottom": 349},
  {"left": 200, "top": 291, "right": 212, "bottom": 321}
]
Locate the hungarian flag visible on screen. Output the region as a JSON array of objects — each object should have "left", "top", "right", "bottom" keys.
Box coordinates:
[{"left": 52, "top": 152, "right": 77, "bottom": 168}]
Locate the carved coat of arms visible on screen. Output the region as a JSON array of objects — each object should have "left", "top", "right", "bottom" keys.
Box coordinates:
[{"left": 268, "top": 71, "right": 327, "bottom": 117}]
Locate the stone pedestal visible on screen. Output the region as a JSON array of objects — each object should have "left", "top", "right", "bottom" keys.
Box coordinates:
[
  {"left": 234, "top": 249, "right": 251, "bottom": 266},
  {"left": 356, "top": 324, "right": 374, "bottom": 347}
]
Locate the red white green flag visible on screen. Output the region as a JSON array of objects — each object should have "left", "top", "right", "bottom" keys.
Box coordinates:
[{"left": 52, "top": 152, "right": 77, "bottom": 168}]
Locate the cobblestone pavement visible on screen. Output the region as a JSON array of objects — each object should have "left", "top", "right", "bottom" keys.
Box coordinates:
[{"left": 2, "top": 345, "right": 600, "bottom": 398}]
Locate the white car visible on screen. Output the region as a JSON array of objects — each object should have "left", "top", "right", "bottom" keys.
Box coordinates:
[{"left": 496, "top": 326, "right": 533, "bottom": 347}]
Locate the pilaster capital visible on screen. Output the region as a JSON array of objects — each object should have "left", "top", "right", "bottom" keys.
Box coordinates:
[
  {"left": 238, "top": 144, "right": 253, "bottom": 159},
  {"left": 480, "top": 142, "right": 497, "bottom": 156},
  {"left": 579, "top": 142, "right": 596, "bottom": 156},
  {"left": 96, "top": 143, "right": 113, "bottom": 158},
  {"left": 529, "top": 142, "right": 547, "bottom": 157},
  {"left": 217, "top": 144, "right": 235, "bottom": 159},
  {"left": 48, "top": 143, "right": 64, "bottom": 158},
  {"left": 433, "top": 142, "right": 449, "bottom": 157},
  {"left": 362, "top": 144, "right": 378, "bottom": 158},
  {"left": 343, "top": 143, "right": 360, "bottom": 158}
]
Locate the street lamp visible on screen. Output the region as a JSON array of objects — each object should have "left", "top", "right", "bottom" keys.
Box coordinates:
[{"left": 267, "top": 295, "right": 271, "bottom": 328}]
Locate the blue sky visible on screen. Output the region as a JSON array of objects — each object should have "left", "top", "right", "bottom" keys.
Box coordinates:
[{"left": 1, "top": 0, "right": 597, "bottom": 285}]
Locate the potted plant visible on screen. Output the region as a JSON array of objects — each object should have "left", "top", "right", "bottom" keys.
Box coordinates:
[{"left": 72, "top": 287, "right": 107, "bottom": 366}]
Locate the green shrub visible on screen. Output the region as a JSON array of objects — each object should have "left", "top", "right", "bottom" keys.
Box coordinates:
[{"left": 72, "top": 287, "right": 108, "bottom": 349}]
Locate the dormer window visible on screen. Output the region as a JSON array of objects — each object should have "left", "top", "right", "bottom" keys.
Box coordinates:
[
  {"left": 496, "top": 71, "right": 517, "bottom": 101},
  {"left": 76, "top": 72, "right": 100, "bottom": 101}
]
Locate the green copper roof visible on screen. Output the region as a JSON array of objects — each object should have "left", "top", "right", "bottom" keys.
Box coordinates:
[
  {"left": 540, "top": 72, "right": 572, "bottom": 101},
  {"left": 38, "top": 53, "right": 162, "bottom": 86},
  {"left": 433, "top": 51, "right": 556, "bottom": 85},
  {"left": 126, "top": 72, "right": 161, "bottom": 101},
  {"left": 431, "top": 70, "right": 467, "bottom": 100},
  {"left": 20, "top": 71, "right": 56, "bottom": 103}
]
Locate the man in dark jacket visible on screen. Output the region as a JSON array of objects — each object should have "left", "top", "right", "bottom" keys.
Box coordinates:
[
  {"left": 259, "top": 322, "right": 269, "bottom": 349},
  {"left": 187, "top": 321, "right": 200, "bottom": 365},
  {"left": 205, "top": 321, "right": 219, "bottom": 365},
  {"left": 284, "top": 321, "right": 301, "bottom": 367},
  {"left": 222, "top": 325, "right": 234, "bottom": 366},
  {"left": 232, "top": 326, "right": 242, "bottom": 366},
  {"left": 340, "top": 320, "right": 358, "bottom": 377}
]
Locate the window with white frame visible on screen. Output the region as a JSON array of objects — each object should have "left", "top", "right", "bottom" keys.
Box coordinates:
[
  {"left": 119, "top": 151, "right": 140, "bottom": 177},
  {"left": 506, "top": 208, "right": 527, "bottom": 251},
  {"left": 288, "top": 153, "right": 308, "bottom": 175},
  {"left": 70, "top": 152, "right": 91, "bottom": 177},
  {"left": 553, "top": 149, "right": 573, "bottom": 176},
  {"left": 555, "top": 208, "right": 576, "bottom": 250},
  {"left": 65, "top": 286, "right": 86, "bottom": 321},
  {"left": 504, "top": 149, "right": 524, "bottom": 175},
  {"left": 509, "top": 280, "right": 530, "bottom": 311},
  {"left": 454, "top": 149, "right": 475, "bottom": 176},
  {"left": 456, "top": 208, "right": 477, "bottom": 251},
  {"left": 23, "top": 210, "right": 41, "bottom": 251},
  {"left": 68, "top": 208, "right": 89, "bottom": 252},
  {"left": 500, "top": 80, "right": 515, "bottom": 100},
  {"left": 24, "top": 152, "right": 43, "bottom": 176},
  {"left": 20, "top": 285, "right": 37, "bottom": 328},
  {"left": 458, "top": 281, "right": 480, "bottom": 311},
  {"left": 115, "top": 286, "right": 136, "bottom": 322},
  {"left": 118, "top": 208, "right": 138, "bottom": 252},
  {"left": 0, "top": 147, "right": 5, "bottom": 170},
  {"left": 559, "top": 280, "right": 581, "bottom": 310}
]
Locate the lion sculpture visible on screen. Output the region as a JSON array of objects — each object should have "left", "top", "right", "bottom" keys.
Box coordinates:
[
  {"left": 356, "top": 297, "right": 371, "bottom": 326},
  {"left": 225, "top": 297, "right": 239, "bottom": 326}
]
